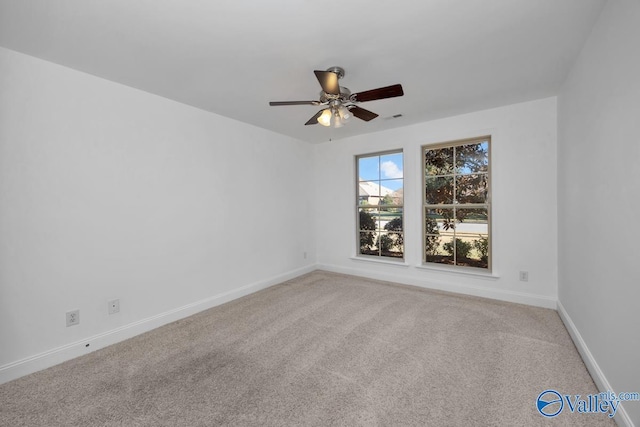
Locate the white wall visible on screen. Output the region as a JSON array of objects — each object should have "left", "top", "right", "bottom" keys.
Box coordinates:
[
  {"left": 0, "top": 47, "right": 315, "bottom": 381},
  {"left": 558, "top": 0, "right": 640, "bottom": 424},
  {"left": 314, "top": 97, "right": 558, "bottom": 308}
]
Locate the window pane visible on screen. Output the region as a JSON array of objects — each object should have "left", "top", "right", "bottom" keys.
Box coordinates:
[
  {"left": 391, "top": 190, "right": 404, "bottom": 207},
  {"left": 456, "top": 174, "right": 488, "bottom": 204},
  {"left": 358, "top": 181, "right": 380, "bottom": 206},
  {"left": 382, "top": 210, "right": 403, "bottom": 231},
  {"left": 358, "top": 156, "right": 379, "bottom": 181},
  {"left": 381, "top": 178, "right": 404, "bottom": 193},
  {"left": 358, "top": 208, "right": 378, "bottom": 231},
  {"left": 456, "top": 142, "right": 489, "bottom": 174},
  {"left": 378, "top": 232, "right": 404, "bottom": 258},
  {"left": 380, "top": 180, "right": 403, "bottom": 208},
  {"left": 425, "top": 146, "right": 454, "bottom": 175},
  {"left": 359, "top": 231, "right": 379, "bottom": 256},
  {"left": 424, "top": 234, "right": 440, "bottom": 259},
  {"left": 455, "top": 208, "right": 489, "bottom": 269},
  {"left": 359, "top": 207, "right": 379, "bottom": 255},
  {"left": 425, "top": 176, "right": 453, "bottom": 204},
  {"left": 469, "top": 233, "right": 489, "bottom": 268},
  {"left": 426, "top": 234, "right": 454, "bottom": 265},
  {"left": 380, "top": 153, "right": 403, "bottom": 179},
  {"left": 430, "top": 208, "right": 455, "bottom": 232},
  {"left": 424, "top": 208, "right": 440, "bottom": 260},
  {"left": 455, "top": 207, "right": 488, "bottom": 224}
]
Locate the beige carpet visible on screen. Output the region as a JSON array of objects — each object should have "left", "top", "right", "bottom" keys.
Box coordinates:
[{"left": 0, "top": 271, "right": 614, "bottom": 426}]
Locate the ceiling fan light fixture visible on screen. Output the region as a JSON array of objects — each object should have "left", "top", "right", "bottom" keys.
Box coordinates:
[
  {"left": 338, "top": 105, "right": 352, "bottom": 121},
  {"left": 333, "top": 110, "right": 344, "bottom": 128},
  {"left": 317, "top": 109, "right": 332, "bottom": 126}
]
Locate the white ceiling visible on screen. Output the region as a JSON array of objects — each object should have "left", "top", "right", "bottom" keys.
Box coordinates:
[{"left": 0, "top": 0, "right": 606, "bottom": 143}]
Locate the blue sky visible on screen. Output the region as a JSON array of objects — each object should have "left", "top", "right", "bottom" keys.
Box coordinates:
[{"left": 358, "top": 153, "right": 403, "bottom": 191}]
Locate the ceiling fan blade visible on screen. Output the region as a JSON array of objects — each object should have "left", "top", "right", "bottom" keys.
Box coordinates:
[
  {"left": 351, "top": 84, "right": 404, "bottom": 103},
  {"left": 314, "top": 70, "right": 340, "bottom": 95},
  {"left": 350, "top": 106, "right": 379, "bottom": 122},
  {"left": 305, "top": 110, "right": 324, "bottom": 125},
  {"left": 269, "top": 101, "right": 318, "bottom": 106}
]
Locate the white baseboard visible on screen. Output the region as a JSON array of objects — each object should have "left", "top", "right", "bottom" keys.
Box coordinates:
[
  {"left": 0, "top": 264, "right": 316, "bottom": 385},
  {"left": 317, "top": 263, "right": 557, "bottom": 309},
  {"left": 557, "top": 301, "right": 635, "bottom": 427}
]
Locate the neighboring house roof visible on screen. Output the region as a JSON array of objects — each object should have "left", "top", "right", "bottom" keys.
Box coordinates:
[{"left": 358, "top": 179, "right": 395, "bottom": 197}]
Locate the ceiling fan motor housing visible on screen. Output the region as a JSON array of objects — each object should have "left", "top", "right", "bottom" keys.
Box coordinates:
[{"left": 326, "top": 66, "right": 345, "bottom": 80}]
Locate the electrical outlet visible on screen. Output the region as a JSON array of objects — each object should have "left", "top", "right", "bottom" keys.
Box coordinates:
[
  {"left": 66, "top": 310, "right": 80, "bottom": 327},
  {"left": 519, "top": 271, "right": 529, "bottom": 282},
  {"left": 108, "top": 299, "right": 120, "bottom": 315},
  {"left": 303, "top": 251, "right": 307, "bottom": 259}
]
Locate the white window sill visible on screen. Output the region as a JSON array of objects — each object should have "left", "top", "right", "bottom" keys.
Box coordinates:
[
  {"left": 350, "top": 256, "right": 410, "bottom": 267},
  {"left": 349, "top": 256, "right": 499, "bottom": 279},
  {"left": 415, "top": 263, "right": 500, "bottom": 279}
]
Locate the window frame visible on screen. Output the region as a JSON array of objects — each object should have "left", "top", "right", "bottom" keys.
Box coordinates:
[
  {"left": 355, "top": 149, "right": 405, "bottom": 261},
  {"left": 422, "top": 136, "right": 492, "bottom": 272}
]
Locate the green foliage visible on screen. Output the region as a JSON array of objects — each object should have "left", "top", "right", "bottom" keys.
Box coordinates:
[
  {"left": 424, "top": 142, "right": 489, "bottom": 212},
  {"left": 373, "top": 216, "right": 403, "bottom": 254},
  {"left": 443, "top": 238, "right": 472, "bottom": 260},
  {"left": 379, "top": 194, "right": 399, "bottom": 212},
  {"left": 378, "top": 234, "right": 394, "bottom": 252},
  {"left": 359, "top": 210, "right": 376, "bottom": 230},
  {"left": 424, "top": 146, "right": 454, "bottom": 175},
  {"left": 379, "top": 194, "right": 394, "bottom": 206},
  {"left": 425, "top": 215, "right": 440, "bottom": 255},
  {"left": 384, "top": 217, "right": 403, "bottom": 247},
  {"left": 359, "top": 210, "right": 376, "bottom": 251},
  {"left": 456, "top": 174, "right": 488, "bottom": 204},
  {"left": 473, "top": 236, "right": 489, "bottom": 263}
]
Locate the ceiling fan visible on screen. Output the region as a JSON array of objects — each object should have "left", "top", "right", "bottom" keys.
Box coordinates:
[{"left": 269, "top": 66, "right": 404, "bottom": 128}]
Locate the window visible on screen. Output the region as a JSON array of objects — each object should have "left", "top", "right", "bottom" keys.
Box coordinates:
[
  {"left": 423, "top": 137, "right": 490, "bottom": 270},
  {"left": 356, "top": 150, "right": 404, "bottom": 259}
]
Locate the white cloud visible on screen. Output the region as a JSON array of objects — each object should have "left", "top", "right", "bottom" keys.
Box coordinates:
[{"left": 380, "top": 161, "right": 403, "bottom": 179}]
